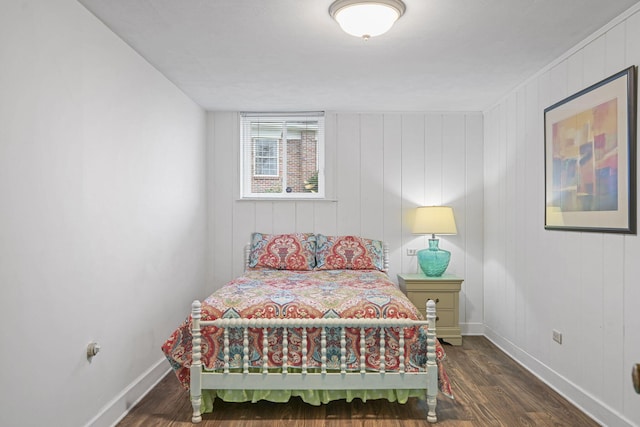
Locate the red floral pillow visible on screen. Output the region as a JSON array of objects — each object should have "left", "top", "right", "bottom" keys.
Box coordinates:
[
  {"left": 248, "top": 233, "right": 317, "bottom": 270},
  {"left": 315, "top": 234, "right": 385, "bottom": 271}
]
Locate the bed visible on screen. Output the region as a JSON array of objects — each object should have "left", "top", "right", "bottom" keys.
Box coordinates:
[{"left": 162, "top": 233, "right": 453, "bottom": 423}]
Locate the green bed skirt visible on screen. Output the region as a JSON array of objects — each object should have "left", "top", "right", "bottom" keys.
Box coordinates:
[{"left": 198, "top": 388, "right": 425, "bottom": 413}]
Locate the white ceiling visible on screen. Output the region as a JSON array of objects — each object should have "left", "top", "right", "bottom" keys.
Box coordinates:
[{"left": 79, "top": 0, "right": 640, "bottom": 112}]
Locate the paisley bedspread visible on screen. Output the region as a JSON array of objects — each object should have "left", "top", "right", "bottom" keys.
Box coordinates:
[{"left": 162, "top": 269, "right": 452, "bottom": 397}]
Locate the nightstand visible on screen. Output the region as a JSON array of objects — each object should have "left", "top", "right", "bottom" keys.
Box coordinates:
[{"left": 397, "top": 273, "right": 463, "bottom": 346}]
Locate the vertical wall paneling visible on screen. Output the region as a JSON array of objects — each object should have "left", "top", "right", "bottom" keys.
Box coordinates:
[
  {"left": 360, "top": 114, "right": 385, "bottom": 240},
  {"left": 548, "top": 61, "right": 569, "bottom": 107},
  {"left": 482, "top": 105, "right": 501, "bottom": 330},
  {"left": 583, "top": 34, "right": 606, "bottom": 86},
  {"left": 207, "top": 114, "right": 219, "bottom": 290},
  {"left": 605, "top": 22, "right": 627, "bottom": 74},
  {"left": 566, "top": 49, "right": 585, "bottom": 94},
  {"left": 463, "top": 114, "right": 484, "bottom": 331},
  {"left": 602, "top": 234, "right": 625, "bottom": 413},
  {"left": 514, "top": 87, "right": 527, "bottom": 346},
  {"left": 254, "top": 202, "right": 274, "bottom": 234},
  {"left": 400, "top": 115, "right": 426, "bottom": 275},
  {"left": 272, "top": 202, "right": 297, "bottom": 234},
  {"left": 210, "top": 112, "right": 240, "bottom": 285},
  {"left": 295, "top": 201, "right": 316, "bottom": 233},
  {"left": 505, "top": 93, "right": 518, "bottom": 342},
  {"left": 579, "top": 232, "right": 606, "bottom": 397},
  {"left": 523, "top": 77, "right": 545, "bottom": 360},
  {"left": 232, "top": 201, "right": 255, "bottom": 278},
  {"left": 424, "top": 115, "right": 443, "bottom": 205},
  {"left": 483, "top": 6, "right": 640, "bottom": 426},
  {"left": 383, "top": 115, "right": 405, "bottom": 283},
  {"left": 314, "top": 201, "right": 338, "bottom": 236},
  {"left": 489, "top": 101, "right": 507, "bottom": 337},
  {"left": 535, "top": 70, "right": 553, "bottom": 364},
  {"left": 441, "top": 115, "right": 466, "bottom": 278},
  {"left": 323, "top": 112, "right": 338, "bottom": 201},
  {"left": 442, "top": 115, "right": 466, "bottom": 200},
  {"left": 336, "top": 114, "right": 362, "bottom": 234}
]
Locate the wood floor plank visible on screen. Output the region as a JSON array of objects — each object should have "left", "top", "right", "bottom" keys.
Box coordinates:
[{"left": 117, "top": 337, "right": 600, "bottom": 426}]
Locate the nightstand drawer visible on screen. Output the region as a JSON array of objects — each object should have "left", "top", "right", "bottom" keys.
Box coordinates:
[
  {"left": 407, "top": 291, "right": 455, "bottom": 310},
  {"left": 435, "top": 310, "right": 455, "bottom": 327},
  {"left": 415, "top": 307, "right": 455, "bottom": 327}
]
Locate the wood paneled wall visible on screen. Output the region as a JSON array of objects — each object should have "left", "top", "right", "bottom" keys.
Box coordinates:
[
  {"left": 483, "top": 5, "right": 640, "bottom": 426},
  {"left": 207, "top": 111, "right": 484, "bottom": 332}
]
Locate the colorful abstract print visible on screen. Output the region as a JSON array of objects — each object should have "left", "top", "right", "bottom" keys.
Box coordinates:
[
  {"left": 162, "top": 269, "right": 451, "bottom": 396},
  {"left": 551, "top": 98, "right": 619, "bottom": 212}
]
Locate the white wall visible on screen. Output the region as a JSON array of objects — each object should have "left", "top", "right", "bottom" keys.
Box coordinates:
[
  {"left": 0, "top": 1, "right": 207, "bottom": 427},
  {"left": 483, "top": 5, "right": 640, "bottom": 426},
  {"left": 207, "top": 111, "right": 484, "bottom": 334}
]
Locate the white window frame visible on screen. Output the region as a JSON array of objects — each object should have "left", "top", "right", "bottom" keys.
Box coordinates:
[{"left": 240, "top": 112, "right": 325, "bottom": 200}]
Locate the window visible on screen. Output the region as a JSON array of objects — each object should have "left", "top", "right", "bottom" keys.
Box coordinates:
[
  {"left": 240, "top": 112, "right": 325, "bottom": 199},
  {"left": 254, "top": 138, "right": 278, "bottom": 176}
]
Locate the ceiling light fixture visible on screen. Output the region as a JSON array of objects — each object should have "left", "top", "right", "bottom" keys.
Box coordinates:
[{"left": 329, "top": 0, "right": 406, "bottom": 40}]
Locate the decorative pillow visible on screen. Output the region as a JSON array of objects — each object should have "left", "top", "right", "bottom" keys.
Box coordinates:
[
  {"left": 315, "top": 234, "right": 385, "bottom": 271},
  {"left": 248, "top": 233, "right": 317, "bottom": 270}
]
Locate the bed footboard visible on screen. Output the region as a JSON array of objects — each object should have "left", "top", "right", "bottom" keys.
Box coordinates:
[{"left": 190, "top": 299, "right": 438, "bottom": 423}]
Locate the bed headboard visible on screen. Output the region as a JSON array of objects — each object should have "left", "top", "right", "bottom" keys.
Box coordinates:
[{"left": 244, "top": 239, "right": 390, "bottom": 272}]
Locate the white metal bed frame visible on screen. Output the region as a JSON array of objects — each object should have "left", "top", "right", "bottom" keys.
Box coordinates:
[{"left": 188, "top": 242, "right": 439, "bottom": 423}]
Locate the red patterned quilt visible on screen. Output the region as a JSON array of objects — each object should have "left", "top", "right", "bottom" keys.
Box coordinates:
[{"left": 162, "top": 269, "right": 452, "bottom": 397}]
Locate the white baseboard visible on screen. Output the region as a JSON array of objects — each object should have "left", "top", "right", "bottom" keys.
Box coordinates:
[
  {"left": 483, "top": 326, "right": 637, "bottom": 427},
  {"left": 83, "top": 358, "right": 171, "bottom": 427}
]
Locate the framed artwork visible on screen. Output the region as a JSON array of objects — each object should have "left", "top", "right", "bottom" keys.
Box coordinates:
[{"left": 544, "top": 66, "right": 637, "bottom": 233}]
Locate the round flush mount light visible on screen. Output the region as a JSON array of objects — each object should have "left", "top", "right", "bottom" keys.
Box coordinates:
[{"left": 329, "top": 0, "right": 406, "bottom": 40}]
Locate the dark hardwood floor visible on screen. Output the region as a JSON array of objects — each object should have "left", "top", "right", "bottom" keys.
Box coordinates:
[{"left": 117, "top": 337, "right": 600, "bottom": 426}]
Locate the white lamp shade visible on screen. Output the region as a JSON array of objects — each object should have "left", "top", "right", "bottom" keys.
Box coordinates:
[
  {"left": 412, "top": 206, "right": 458, "bottom": 235},
  {"left": 330, "top": 0, "right": 405, "bottom": 39}
]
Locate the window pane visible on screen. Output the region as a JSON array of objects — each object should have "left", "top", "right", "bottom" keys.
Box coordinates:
[
  {"left": 241, "top": 112, "right": 324, "bottom": 198},
  {"left": 254, "top": 138, "right": 278, "bottom": 177},
  {"left": 285, "top": 125, "right": 319, "bottom": 193},
  {"left": 255, "top": 158, "right": 276, "bottom": 176}
]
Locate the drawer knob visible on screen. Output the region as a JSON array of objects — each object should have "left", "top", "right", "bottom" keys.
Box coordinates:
[{"left": 633, "top": 364, "right": 640, "bottom": 394}]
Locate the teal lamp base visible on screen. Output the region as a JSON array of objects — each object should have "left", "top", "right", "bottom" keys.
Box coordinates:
[{"left": 417, "top": 239, "right": 451, "bottom": 277}]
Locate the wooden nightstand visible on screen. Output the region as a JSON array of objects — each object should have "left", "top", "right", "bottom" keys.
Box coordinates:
[{"left": 397, "top": 273, "right": 463, "bottom": 346}]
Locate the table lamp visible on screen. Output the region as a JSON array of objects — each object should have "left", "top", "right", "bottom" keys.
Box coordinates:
[{"left": 412, "top": 206, "right": 457, "bottom": 277}]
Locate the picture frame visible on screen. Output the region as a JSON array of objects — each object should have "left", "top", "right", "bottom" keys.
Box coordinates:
[{"left": 544, "top": 66, "right": 637, "bottom": 234}]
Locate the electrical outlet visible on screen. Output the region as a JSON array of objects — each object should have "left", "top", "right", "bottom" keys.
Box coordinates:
[
  {"left": 552, "top": 330, "right": 563, "bottom": 344},
  {"left": 407, "top": 248, "right": 417, "bottom": 256}
]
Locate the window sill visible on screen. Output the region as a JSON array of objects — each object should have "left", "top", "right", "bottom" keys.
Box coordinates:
[{"left": 237, "top": 198, "right": 337, "bottom": 202}]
